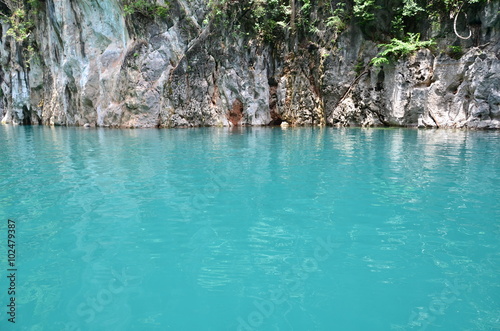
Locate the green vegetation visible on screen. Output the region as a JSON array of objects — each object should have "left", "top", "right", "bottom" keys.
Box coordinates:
[
  {"left": 0, "top": 0, "right": 41, "bottom": 66},
  {"left": 201, "top": 0, "right": 488, "bottom": 51},
  {"left": 326, "top": 2, "right": 350, "bottom": 32},
  {"left": 354, "top": 59, "right": 366, "bottom": 75},
  {"left": 439, "top": 0, "right": 485, "bottom": 12},
  {"left": 296, "top": 0, "right": 311, "bottom": 32},
  {"left": 348, "top": 0, "right": 487, "bottom": 65},
  {"left": 122, "top": 0, "right": 170, "bottom": 18},
  {"left": 5, "top": 7, "right": 32, "bottom": 42},
  {"left": 447, "top": 45, "right": 464, "bottom": 59},
  {"left": 251, "top": 0, "right": 290, "bottom": 41},
  {"left": 205, "top": 0, "right": 290, "bottom": 42},
  {"left": 353, "top": 0, "right": 380, "bottom": 23},
  {"left": 370, "top": 33, "right": 435, "bottom": 66},
  {"left": 0, "top": 0, "right": 41, "bottom": 43},
  {"left": 390, "top": 0, "right": 425, "bottom": 36},
  {"left": 0, "top": 0, "right": 492, "bottom": 67}
]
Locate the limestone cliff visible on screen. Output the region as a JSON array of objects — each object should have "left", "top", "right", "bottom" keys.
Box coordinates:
[{"left": 0, "top": 0, "right": 499, "bottom": 128}]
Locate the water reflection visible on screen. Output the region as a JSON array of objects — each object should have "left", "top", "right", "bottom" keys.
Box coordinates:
[{"left": 0, "top": 126, "right": 498, "bottom": 330}]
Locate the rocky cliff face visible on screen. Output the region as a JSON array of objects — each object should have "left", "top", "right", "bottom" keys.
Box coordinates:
[{"left": 0, "top": 0, "right": 499, "bottom": 128}]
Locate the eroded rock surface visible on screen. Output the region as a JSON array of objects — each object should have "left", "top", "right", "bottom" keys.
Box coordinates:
[{"left": 0, "top": 1, "right": 499, "bottom": 128}]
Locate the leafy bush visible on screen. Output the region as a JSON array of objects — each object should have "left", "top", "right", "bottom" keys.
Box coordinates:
[
  {"left": 6, "top": 8, "right": 32, "bottom": 42},
  {"left": 206, "top": 0, "right": 290, "bottom": 43},
  {"left": 122, "top": 0, "right": 170, "bottom": 18},
  {"left": 447, "top": 45, "right": 463, "bottom": 59},
  {"left": 0, "top": 0, "right": 41, "bottom": 66},
  {"left": 326, "top": 2, "right": 349, "bottom": 32},
  {"left": 370, "top": 33, "right": 435, "bottom": 66},
  {"left": 353, "top": 0, "right": 380, "bottom": 23}
]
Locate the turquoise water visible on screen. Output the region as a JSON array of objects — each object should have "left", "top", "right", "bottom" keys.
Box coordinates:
[{"left": 0, "top": 126, "right": 499, "bottom": 330}]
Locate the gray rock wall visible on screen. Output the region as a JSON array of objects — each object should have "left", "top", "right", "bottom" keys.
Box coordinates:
[{"left": 0, "top": 0, "right": 499, "bottom": 128}]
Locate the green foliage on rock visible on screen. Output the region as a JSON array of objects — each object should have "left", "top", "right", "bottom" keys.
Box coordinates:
[
  {"left": 6, "top": 8, "right": 32, "bottom": 42},
  {"left": 205, "top": 0, "right": 290, "bottom": 42},
  {"left": 0, "top": 0, "right": 40, "bottom": 43},
  {"left": 0, "top": 0, "right": 493, "bottom": 64},
  {"left": 370, "top": 33, "right": 435, "bottom": 65},
  {"left": 0, "top": 0, "right": 41, "bottom": 67},
  {"left": 122, "top": 0, "right": 170, "bottom": 18},
  {"left": 353, "top": 0, "right": 380, "bottom": 23},
  {"left": 326, "top": 2, "right": 350, "bottom": 32},
  {"left": 447, "top": 45, "right": 464, "bottom": 59},
  {"left": 348, "top": 0, "right": 488, "bottom": 66},
  {"left": 252, "top": 0, "right": 290, "bottom": 42},
  {"left": 350, "top": 0, "right": 487, "bottom": 34}
]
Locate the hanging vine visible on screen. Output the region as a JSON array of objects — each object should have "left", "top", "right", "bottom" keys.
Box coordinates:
[{"left": 453, "top": 3, "right": 472, "bottom": 39}]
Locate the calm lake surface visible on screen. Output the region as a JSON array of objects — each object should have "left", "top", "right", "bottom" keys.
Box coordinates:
[{"left": 0, "top": 126, "right": 499, "bottom": 330}]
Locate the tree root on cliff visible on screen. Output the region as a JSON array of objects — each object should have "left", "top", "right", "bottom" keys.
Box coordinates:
[
  {"left": 333, "top": 69, "right": 369, "bottom": 111},
  {"left": 453, "top": 4, "right": 472, "bottom": 40}
]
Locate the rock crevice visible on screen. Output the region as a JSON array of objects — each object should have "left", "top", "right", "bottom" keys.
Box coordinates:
[{"left": 0, "top": 1, "right": 499, "bottom": 128}]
